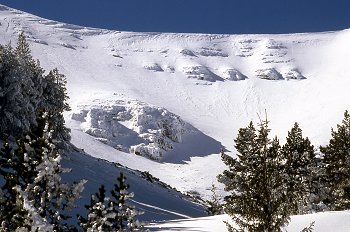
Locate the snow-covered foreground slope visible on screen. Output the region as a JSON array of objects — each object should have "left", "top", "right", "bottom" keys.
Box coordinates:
[
  {"left": 149, "top": 211, "right": 350, "bottom": 232},
  {"left": 61, "top": 151, "right": 207, "bottom": 222},
  {"left": 1, "top": 4, "right": 350, "bottom": 229}
]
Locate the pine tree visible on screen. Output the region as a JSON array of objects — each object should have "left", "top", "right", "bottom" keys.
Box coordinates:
[
  {"left": 0, "top": 33, "right": 69, "bottom": 145},
  {"left": 79, "top": 184, "right": 120, "bottom": 231},
  {"left": 15, "top": 31, "right": 32, "bottom": 62},
  {"left": 42, "top": 68, "right": 71, "bottom": 145},
  {"left": 78, "top": 172, "right": 143, "bottom": 231},
  {"left": 110, "top": 173, "right": 142, "bottom": 231},
  {"left": 320, "top": 110, "right": 350, "bottom": 210},
  {"left": 0, "top": 115, "right": 85, "bottom": 231},
  {"left": 281, "top": 122, "right": 316, "bottom": 214},
  {"left": 0, "top": 142, "right": 33, "bottom": 231},
  {"left": 0, "top": 43, "right": 27, "bottom": 136},
  {"left": 206, "top": 184, "right": 223, "bottom": 216},
  {"left": 15, "top": 31, "right": 44, "bottom": 135},
  {"left": 218, "top": 120, "right": 290, "bottom": 232}
]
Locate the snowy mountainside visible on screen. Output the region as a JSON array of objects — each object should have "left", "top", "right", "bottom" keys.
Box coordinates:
[
  {"left": 1, "top": 3, "right": 350, "bottom": 203},
  {"left": 61, "top": 151, "right": 207, "bottom": 222}
]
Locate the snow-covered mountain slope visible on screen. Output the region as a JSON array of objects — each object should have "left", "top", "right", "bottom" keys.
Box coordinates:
[
  {"left": 149, "top": 211, "right": 350, "bottom": 232},
  {"left": 1, "top": 3, "right": 350, "bottom": 204},
  {"left": 61, "top": 151, "right": 207, "bottom": 222}
]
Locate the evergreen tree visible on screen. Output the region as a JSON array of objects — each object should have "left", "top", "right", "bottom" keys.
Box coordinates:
[
  {"left": 0, "top": 142, "right": 33, "bottom": 231},
  {"left": 0, "top": 33, "right": 69, "bottom": 145},
  {"left": 79, "top": 185, "right": 116, "bottom": 231},
  {"left": 0, "top": 116, "right": 85, "bottom": 231},
  {"left": 78, "top": 172, "right": 143, "bottom": 231},
  {"left": 42, "top": 68, "right": 71, "bottom": 146},
  {"left": 281, "top": 122, "right": 316, "bottom": 214},
  {"left": 14, "top": 31, "right": 43, "bottom": 135},
  {"left": 218, "top": 120, "right": 290, "bottom": 232},
  {"left": 206, "top": 184, "right": 223, "bottom": 216},
  {"left": 320, "top": 110, "right": 350, "bottom": 210},
  {"left": 0, "top": 42, "right": 29, "bottom": 136}
]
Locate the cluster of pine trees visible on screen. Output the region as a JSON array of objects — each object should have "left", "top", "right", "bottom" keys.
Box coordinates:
[
  {"left": 218, "top": 111, "right": 350, "bottom": 231},
  {"left": 0, "top": 32, "right": 70, "bottom": 146},
  {"left": 0, "top": 33, "right": 143, "bottom": 231},
  {"left": 0, "top": 116, "right": 142, "bottom": 231}
]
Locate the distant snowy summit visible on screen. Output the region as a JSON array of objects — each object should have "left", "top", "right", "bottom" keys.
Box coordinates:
[{"left": 0, "top": 3, "right": 327, "bottom": 85}]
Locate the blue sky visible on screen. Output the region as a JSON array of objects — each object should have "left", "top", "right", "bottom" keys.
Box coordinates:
[{"left": 1, "top": 0, "right": 349, "bottom": 34}]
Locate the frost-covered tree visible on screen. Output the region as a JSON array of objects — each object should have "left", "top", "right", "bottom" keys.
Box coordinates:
[
  {"left": 218, "top": 120, "right": 290, "bottom": 232},
  {"left": 0, "top": 32, "right": 70, "bottom": 144},
  {"left": 0, "top": 42, "right": 31, "bottom": 136},
  {"left": 78, "top": 185, "right": 115, "bottom": 231},
  {"left": 42, "top": 68, "right": 71, "bottom": 145},
  {"left": 0, "top": 32, "right": 43, "bottom": 137},
  {"left": 320, "top": 110, "right": 350, "bottom": 210},
  {"left": 0, "top": 142, "right": 33, "bottom": 231},
  {"left": 79, "top": 172, "right": 143, "bottom": 231},
  {"left": 281, "top": 122, "right": 316, "bottom": 214},
  {"left": 0, "top": 115, "right": 85, "bottom": 231},
  {"left": 206, "top": 184, "right": 223, "bottom": 216}
]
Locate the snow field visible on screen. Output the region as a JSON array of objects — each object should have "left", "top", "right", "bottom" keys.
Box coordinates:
[{"left": 1, "top": 4, "right": 350, "bottom": 230}]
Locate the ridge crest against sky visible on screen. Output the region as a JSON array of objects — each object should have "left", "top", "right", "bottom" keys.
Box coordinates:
[{"left": 0, "top": 0, "right": 349, "bottom": 34}]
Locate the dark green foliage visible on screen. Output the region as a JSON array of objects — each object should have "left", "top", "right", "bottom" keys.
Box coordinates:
[
  {"left": 320, "top": 110, "right": 350, "bottom": 210},
  {"left": 0, "top": 32, "right": 70, "bottom": 144},
  {"left": 281, "top": 122, "right": 317, "bottom": 214},
  {"left": 42, "top": 68, "right": 71, "bottom": 145},
  {"left": 206, "top": 184, "right": 223, "bottom": 216},
  {"left": 0, "top": 142, "right": 33, "bottom": 231},
  {"left": 301, "top": 221, "right": 315, "bottom": 232},
  {"left": 78, "top": 172, "right": 143, "bottom": 231},
  {"left": 0, "top": 116, "right": 85, "bottom": 231},
  {"left": 218, "top": 120, "right": 290, "bottom": 232},
  {"left": 78, "top": 185, "right": 112, "bottom": 231}
]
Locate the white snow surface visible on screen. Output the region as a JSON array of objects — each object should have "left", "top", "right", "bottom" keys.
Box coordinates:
[
  {"left": 1, "top": 4, "right": 350, "bottom": 230},
  {"left": 149, "top": 211, "right": 350, "bottom": 232}
]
